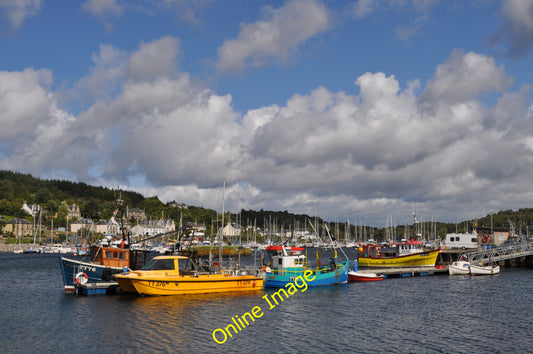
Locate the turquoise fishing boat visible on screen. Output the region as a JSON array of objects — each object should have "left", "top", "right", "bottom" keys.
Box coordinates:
[{"left": 264, "top": 245, "right": 349, "bottom": 288}]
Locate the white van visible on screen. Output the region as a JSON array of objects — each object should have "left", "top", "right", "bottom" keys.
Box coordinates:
[{"left": 445, "top": 232, "right": 478, "bottom": 249}]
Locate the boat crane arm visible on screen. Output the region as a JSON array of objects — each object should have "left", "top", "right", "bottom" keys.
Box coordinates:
[
  {"left": 324, "top": 223, "right": 349, "bottom": 261},
  {"left": 307, "top": 218, "right": 349, "bottom": 261}
]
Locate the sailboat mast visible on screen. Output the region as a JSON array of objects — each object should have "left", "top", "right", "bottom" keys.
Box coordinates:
[{"left": 219, "top": 179, "right": 225, "bottom": 265}]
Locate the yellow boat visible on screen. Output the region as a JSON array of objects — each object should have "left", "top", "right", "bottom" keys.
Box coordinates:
[
  {"left": 114, "top": 255, "right": 264, "bottom": 296},
  {"left": 357, "top": 241, "right": 440, "bottom": 268}
]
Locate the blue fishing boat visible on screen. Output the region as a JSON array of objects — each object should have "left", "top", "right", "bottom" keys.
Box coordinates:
[
  {"left": 264, "top": 245, "right": 349, "bottom": 287},
  {"left": 59, "top": 245, "right": 144, "bottom": 292},
  {"left": 59, "top": 198, "right": 149, "bottom": 293}
]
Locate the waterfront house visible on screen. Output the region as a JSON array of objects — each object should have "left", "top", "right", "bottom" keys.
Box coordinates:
[
  {"left": 22, "top": 202, "right": 41, "bottom": 217},
  {"left": 95, "top": 220, "right": 120, "bottom": 235},
  {"left": 70, "top": 218, "right": 94, "bottom": 234},
  {"left": 131, "top": 219, "right": 176, "bottom": 239},
  {"left": 128, "top": 207, "right": 146, "bottom": 221},
  {"left": 67, "top": 204, "right": 81, "bottom": 220},
  {"left": 3, "top": 218, "right": 32, "bottom": 237},
  {"left": 219, "top": 223, "right": 243, "bottom": 243}
]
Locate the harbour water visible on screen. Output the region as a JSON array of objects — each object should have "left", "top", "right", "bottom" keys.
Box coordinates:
[{"left": 2, "top": 251, "right": 533, "bottom": 353}]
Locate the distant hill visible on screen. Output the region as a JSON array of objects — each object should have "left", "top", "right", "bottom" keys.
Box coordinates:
[
  {"left": 1, "top": 170, "right": 532, "bottom": 239},
  {"left": 0, "top": 170, "right": 315, "bottom": 234},
  {"left": 0, "top": 170, "right": 145, "bottom": 222}
]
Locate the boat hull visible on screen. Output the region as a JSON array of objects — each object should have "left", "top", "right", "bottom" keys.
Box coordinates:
[
  {"left": 264, "top": 260, "right": 349, "bottom": 288},
  {"left": 59, "top": 257, "right": 123, "bottom": 292},
  {"left": 357, "top": 249, "right": 440, "bottom": 268},
  {"left": 115, "top": 273, "right": 264, "bottom": 295},
  {"left": 448, "top": 261, "right": 471, "bottom": 275},
  {"left": 348, "top": 271, "right": 383, "bottom": 282},
  {"left": 470, "top": 265, "right": 500, "bottom": 276}
]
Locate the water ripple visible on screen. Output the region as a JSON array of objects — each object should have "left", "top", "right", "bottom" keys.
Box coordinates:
[{"left": 3, "top": 253, "right": 533, "bottom": 353}]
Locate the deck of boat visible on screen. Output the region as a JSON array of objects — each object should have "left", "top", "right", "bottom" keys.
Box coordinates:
[{"left": 76, "top": 281, "right": 122, "bottom": 296}]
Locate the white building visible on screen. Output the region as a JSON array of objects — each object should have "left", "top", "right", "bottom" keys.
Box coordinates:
[
  {"left": 22, "top": 202, "right": 41, "bottom": 217},
  {"left": 70, "top": 218, "right": 94, "bottom": 233},
  {"left": 95, "top": 220, "right": 120, "bottom": 235},
  {"left": 131, "top": 219, "right": 176, "bottom": 239}
]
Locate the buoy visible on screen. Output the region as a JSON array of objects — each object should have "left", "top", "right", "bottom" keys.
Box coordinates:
[{"left": 75, "top": 272, "right": 88, "bottom": 285}]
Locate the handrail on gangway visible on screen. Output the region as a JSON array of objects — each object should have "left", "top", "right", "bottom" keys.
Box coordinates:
[{"left": 458, "top": 242, "right": 533, "bottom": 265}]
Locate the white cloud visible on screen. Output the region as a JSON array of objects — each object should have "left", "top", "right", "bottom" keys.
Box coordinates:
[
  {"left": 66, "top": 44, "right": 128, "bottom": 106},
  {"left": 489, "top": 0, "right": 533, "bottom": 57},
  {"left": 126, "top": 36, "right": 180, "bottom": 82},
  {"left": 82, "top": 0, "right": 122, "bottom": 17},
  {"left": 352, "top": 0, "right": 439, "bottom": 41},
  {"left": 0, "top": 0, "right": 42, "bottom": 29},
  {"left": 421, "top": 50, "right": 512, "bottom": 104},
  {"left": 216, "top": 0, "right": 329, "bottom": 74},
  {"left": 82, "top": 0, "right": 123, "bottom": 31},
  {"left": 1, "top": 98, "right": 78, "bottom": 176},
  {"left": 353, "top": 0, "right": 376, "bottom": 19},
  {"left": 3, "top": 41, "right": 533, "bottom": 225},
  {"left": 158, "top": 0, "right": 213, "bottom": 26},
  {"left": 0, "top": 68, "right": 52, "bottom": 140}
]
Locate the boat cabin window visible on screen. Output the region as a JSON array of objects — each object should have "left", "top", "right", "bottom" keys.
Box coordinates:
[
  {"left": 278, "top": 259, "right": 282, "bottom": 265},
  {"left": 143, "top": 259, "right": 175, "bottom": 270}
]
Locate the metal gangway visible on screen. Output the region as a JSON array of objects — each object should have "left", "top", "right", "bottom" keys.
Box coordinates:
[{"left": 458, "top": 241, "right": 533, "bottom": 265}]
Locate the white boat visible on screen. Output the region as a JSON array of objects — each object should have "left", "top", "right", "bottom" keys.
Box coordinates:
[
  {"left": 449, "top": 260, "right": 471, "bottom": 275},
  {"left": 470, "top": 264, "right": 500, "bottom": 275},
  {"left": 46, "top": 244, "right": 76, "bottom": 254}
]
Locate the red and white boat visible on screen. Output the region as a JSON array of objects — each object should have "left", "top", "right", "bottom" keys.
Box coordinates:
[
  {"left": 348, "top": 260, "right": 383, "bottom": 282},
  {"left": 348, "top": 271, "right": 384, "bottom": 282},
  {"left": 265, "top": 245, "right": 303, "bottom": 255}
]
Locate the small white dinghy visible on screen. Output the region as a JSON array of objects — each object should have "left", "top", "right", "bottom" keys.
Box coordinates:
[
  {"left": 470, "top": 264, "right": 500, "bottom": 276},
  {"left": 449, "top": 260, "right": 471, "bottom": 275}
]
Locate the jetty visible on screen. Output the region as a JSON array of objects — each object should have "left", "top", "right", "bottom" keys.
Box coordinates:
[
  {"left": 457, "top": 242, "right": 533, "bottom": 266},
  {"left": 356, "top": 266, "right": 448, "bottom": 278},
  {"left": 76, "top": 281, "right": 121, "bottom": 296}
]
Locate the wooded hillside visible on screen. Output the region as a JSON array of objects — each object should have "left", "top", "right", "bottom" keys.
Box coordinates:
[{"left": 1, "top": 170, "right": 532, "bottom": 239}]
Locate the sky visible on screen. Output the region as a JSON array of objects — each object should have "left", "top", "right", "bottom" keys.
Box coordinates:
[{"left": 1, "top": 0, "right": 533, "bottom": 227}]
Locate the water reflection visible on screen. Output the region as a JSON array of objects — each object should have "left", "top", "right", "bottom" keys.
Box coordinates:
[{"left": 4, "top": 253, "right": 533, "bottom": 353}]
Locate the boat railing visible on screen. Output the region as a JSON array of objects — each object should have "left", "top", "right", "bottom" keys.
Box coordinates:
[
  {"left": 269, "top": 267, "right": 307, "bottom": 275},
  {"left": 269, "top": 261, "right": 348, "bottom": 275},
  {"left": 458, "top": 241, "right": 533, "bottom": 265}
]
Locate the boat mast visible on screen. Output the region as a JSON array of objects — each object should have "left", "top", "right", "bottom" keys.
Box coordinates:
[
  {"left": 118, "top": 195, "right": 128, "bottom": 246},
  {"left": 219, "top": 179, "right": 225, "bottom": 265}
]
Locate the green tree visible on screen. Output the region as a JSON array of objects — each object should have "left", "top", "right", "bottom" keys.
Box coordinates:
[
  {"left": 83, "top": 199, "right": 100, "bottom": 219},
  {"left": 141, "top": 197, "right": 164, "bottom": 219},
  {"left": 36, "top": 188, "right": 52, "bottom": 204},
  {"left": 57, "top": 201, "right": 68, "bottom": 228},
  {"left": 0, "top": 199, "right": 11, "bottom": 214}
]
